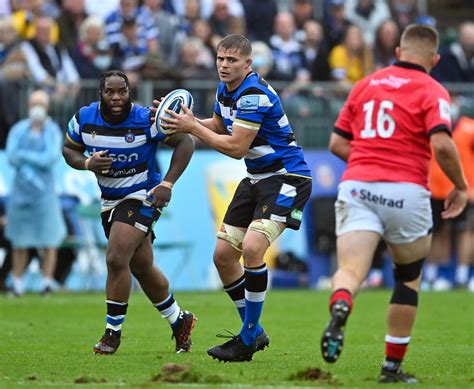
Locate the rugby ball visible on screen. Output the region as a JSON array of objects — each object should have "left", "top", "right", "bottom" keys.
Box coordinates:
[{"left": 154, "top": 89, "right": 194, "bottom": 135}]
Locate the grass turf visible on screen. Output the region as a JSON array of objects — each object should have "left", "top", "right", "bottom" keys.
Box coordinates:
[{"left": 0, "top": 289, "right": 473, "bottom": 388}]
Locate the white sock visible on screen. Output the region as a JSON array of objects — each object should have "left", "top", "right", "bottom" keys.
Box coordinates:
[
  {"left": 455, "top": 264, "right": 469, "bottom": 285},
  {"left": 424, "top": 264, "right": 438, "bottom": 282},
  {"left": 42, "top": 277, "right": 54, "bottom": 290},
  {"left": 12, "top": 276, "right": 24, "bottom": 295}
]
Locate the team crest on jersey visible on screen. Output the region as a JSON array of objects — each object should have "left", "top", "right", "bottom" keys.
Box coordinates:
[
  {"left": 239, "top": 95, "right": 259, "bottom": 112},
  {"left": 125, "top": 131, "right": 135, "bottom": 143},
  {"left": 438, "top": 98, "right": 451, "bottom": 124},
  {"left": 127, "top": 210, "right": 134, "bottom": 218},
  {"left": 91, "top": 130, "right": 97, "bottom": 138}
]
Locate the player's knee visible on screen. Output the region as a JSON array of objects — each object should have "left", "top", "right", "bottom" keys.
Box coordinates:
[
  {"left": 106, "top": 251, "right": 128, "bottom": 274},
  {"left": 216, "top": 223, "right": 245, "bottom": 252},
  {"left": 390, "top": 282, "right": 418, "bottom": 306},
  {"left": 390, "top": 258, "right": 425, "bottom": 307},
  {"left": 248, "top": 219, "right": 283, "bottom": 245},
  {"left": 213, "top": 249, "right": 228, "bottom": 269},
  {"left": 241, "top": 240, "right": 263, "bottom": 264}
]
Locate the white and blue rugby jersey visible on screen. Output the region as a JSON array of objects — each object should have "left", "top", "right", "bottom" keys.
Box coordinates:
[
  {"left": 66, "top": 102, "right": 166, "bottom": 210},
  {"left": 214, "top": 72, "right": 311, "bottom": 180}
]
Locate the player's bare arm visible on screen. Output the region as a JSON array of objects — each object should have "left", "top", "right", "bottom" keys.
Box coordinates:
[
  {"left": 431, "top": 131, "right": 468, "bottom": 219},
  {"left": 162, "top": 105, "right": 256, "bottom": 159},
  {"left": 196, "top": 114, "right": 227, "bottom": 134},
  {"left": 62, "top": 135, "right": 113, "bottom": 173},
  {"left": 147, "top": 133, "right": 195, "bottom": 208},
  {"left": 329, "top": 132, "right": 351, "bottom": 162}
]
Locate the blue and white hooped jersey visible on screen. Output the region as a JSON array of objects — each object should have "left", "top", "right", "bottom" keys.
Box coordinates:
[
  {"left": 66, "top": 102, "right": 166, "bottom": 210},
  {"left": 214, "top": 72, "right": 311, "bottom": 180}
]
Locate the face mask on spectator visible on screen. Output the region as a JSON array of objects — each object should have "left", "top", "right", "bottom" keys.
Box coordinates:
[
  {"left": 29, "top": 105, "right": 48, "bottom": 123},
  {"left": 94, "top": 54, "right": 112, "bottom": 70}
]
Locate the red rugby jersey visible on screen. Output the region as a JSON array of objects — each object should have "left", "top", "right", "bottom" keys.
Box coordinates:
[{"left": 334, "top": 61, "right": 452, "bottom": 188}]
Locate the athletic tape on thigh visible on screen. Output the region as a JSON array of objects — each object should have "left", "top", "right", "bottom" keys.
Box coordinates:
[
  {"left": 393, "top": 258, "right": 425, "bottom": 282},
  {"left": 216, "top": 223, "right": 245, "bottom": 252},
  {"left": 248, "top": 219, "right": 283, "bottom": 245}
]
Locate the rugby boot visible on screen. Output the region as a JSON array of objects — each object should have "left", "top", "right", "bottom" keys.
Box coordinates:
[
  {"left": 255, "top": 329, "right": 270, "bottom": 352},
  {"left": 377, "top": 368, "right": 418, "bottom": 384},
  {"left": 207, "top": 334, "right": 257, "bottom": 362},
  {"left": 320, "top": 299, "right": 350, "bottom": 363},
  {"left": 172, "top": 310, "right": 196, "bottom": 353},
  {"left": 93, "top": 329, "right": 121, "bottom": 355}
]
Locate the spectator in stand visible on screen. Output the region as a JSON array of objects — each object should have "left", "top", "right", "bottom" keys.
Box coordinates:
[
  {"left": 208, "top": 0, "right": 245, "bottom": 39},
  {"left": 104, "top": 0, "right": 158, "bottom": 57},
  {"left": 426, "top": 98, "right": 474, "bottom": 291},
  {"left": 301, "top": 19, "right": 331, "bottom": 81},
  {"left": 323, "top": 0, "right": 352, "bottom": 53},
  {"left": 111, "top": 17, "right": 148, "bottom": 86},
  {"left": 12, "top": 0, "right": 60, "bottom": 43},
  {"left": 177, "top": 0, "right": 201, "bottom": 36},
  {"left": 20, "top": 16, "right": 80, "bottom": 102},
  {"left": 292, "top": 0, "right": 316, "bottom": 43},
  {"left": 167, "top": 0, "right": 243, "bottom": 21},
  {"left": 177, "top": 36, "right": 216, "bottom": 116},
  {"left": 0, "top": 16, "right": 28, "bottom": 81},
  {"left": 5, "top": 90, "right": 67, "bottom": 296},
  {"left": 85, "top": 0, "right": 119, "bottom": 20},
  {"left": 251, "top": 40, "right": 273, "bottom": 79},
  {"left": 431, "top": 21, "right": 474, "bottom": 83},
  {"left": 268, "top": 12, "right": 307, "bottom": 81},
  {"left": 178, "top": 36, "right": 214, "bottom": 80},
  {"left": 71, "top": 16, "right": 115, "bottom": 79},
  {"left": 191, "top": 18, "right": 217, "bottom": 57},
  {"left": 227, "top": 15, "right": 246, "bottom": 36},
  {"left": 389, "top": 0, "right": 419, "bottom": 30},
  {"left": 0, "top": 0, "right": 11, "bottom": 16},
  {"left": 0, "top": 17, "right": 26, "bottom": 148},
  {"left": 143, "top": 0, "right": 183, "bottom": 67},
  {"left": 329, "top": 24, "right": 373, "bottom": 85},
  {"left": 57, "top": 0, "right": 88, "bottom": 53},
  {"left": 344, "top": 0, "right": 391, "bottom": 48},
  {"left": 241, "top": 0, "right": 277, "bottom": 43},
  {"left": 373, "top": 19, "right": 400, "bottom": 70}
]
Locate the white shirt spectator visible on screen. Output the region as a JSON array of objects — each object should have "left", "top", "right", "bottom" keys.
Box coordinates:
[
  {"left": 85, "top": 0, "right": 120, "bottom": 20},
  {"left": 20, "top": 41, "right": 80, "bottom": 85},
  {"left": 0, "top": 0, "right": 11, "bottom": 17},
  {"left": 345, "top": 0, "right": 390, "bottom": 46}
]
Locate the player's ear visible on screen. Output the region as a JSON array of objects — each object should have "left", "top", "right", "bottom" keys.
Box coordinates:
[
  {"left": 432, "top": 53, "right": 440, "bottom": 68},
  {"left": 245, "top": 57, "right": 252, "bottom": 69},
  {"left": 395, "top": 47, "right": 401, "bottom": 60}
]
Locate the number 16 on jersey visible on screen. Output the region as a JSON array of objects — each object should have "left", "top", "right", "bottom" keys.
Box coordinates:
[{"left": 361, "top": 99, "right": 396, "bottom": 139}]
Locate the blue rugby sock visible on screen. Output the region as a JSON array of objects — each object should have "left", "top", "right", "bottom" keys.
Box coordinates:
[
  {"left": 240, "top": 264, "right": 268, "bottom": 345},
  {"left": 105, "top": 300, "right": 128, "bottom": 334},
  {"left": 224, "top": 275, "right": 263, "bottom": 336}
]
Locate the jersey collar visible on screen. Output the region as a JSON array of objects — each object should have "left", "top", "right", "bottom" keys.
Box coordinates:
[{"left": 393, "top": 61, "right": 427, "bottom": 73}]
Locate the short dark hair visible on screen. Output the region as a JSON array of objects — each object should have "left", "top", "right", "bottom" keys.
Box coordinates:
[
  {"left": 216, "top": 34, "right": 252, "bottom": 57},
  {"left": 99, "top": 70, "right": 131, "bottom": 93}
]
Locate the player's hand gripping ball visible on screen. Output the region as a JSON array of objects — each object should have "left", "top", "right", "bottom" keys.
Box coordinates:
[{"left": 153, "top": 89, "right": 194, "bottom": 135}]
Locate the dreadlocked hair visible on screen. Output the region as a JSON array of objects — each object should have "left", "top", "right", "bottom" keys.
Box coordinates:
[{"left": 99, "top": 70, "right": 131, "bottom": 93}]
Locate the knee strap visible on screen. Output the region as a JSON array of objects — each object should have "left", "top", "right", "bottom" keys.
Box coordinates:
[
  {"left": 248, "top": 219, "right": 283, "bottom": 245},
  {"left": 216, "top": 223, "right": 245, "bottom": 252},
  {"left": 390, "top": 282, "right": 418, "bottom": 306},
  {"left": 393, "top": 258, "right": 425, "bottom": 283}
]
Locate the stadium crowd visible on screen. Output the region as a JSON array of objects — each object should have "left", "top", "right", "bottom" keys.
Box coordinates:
[
  {"left": 0, "top": 0, "right": 472, "bottom": 294},
  {"left": 0, "top": 0, "right": 472, "bottom": 91}
]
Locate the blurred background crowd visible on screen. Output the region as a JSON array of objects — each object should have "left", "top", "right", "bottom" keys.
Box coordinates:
[{"left": 0, "top": 0, "right": 472, "bottom": 294}]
